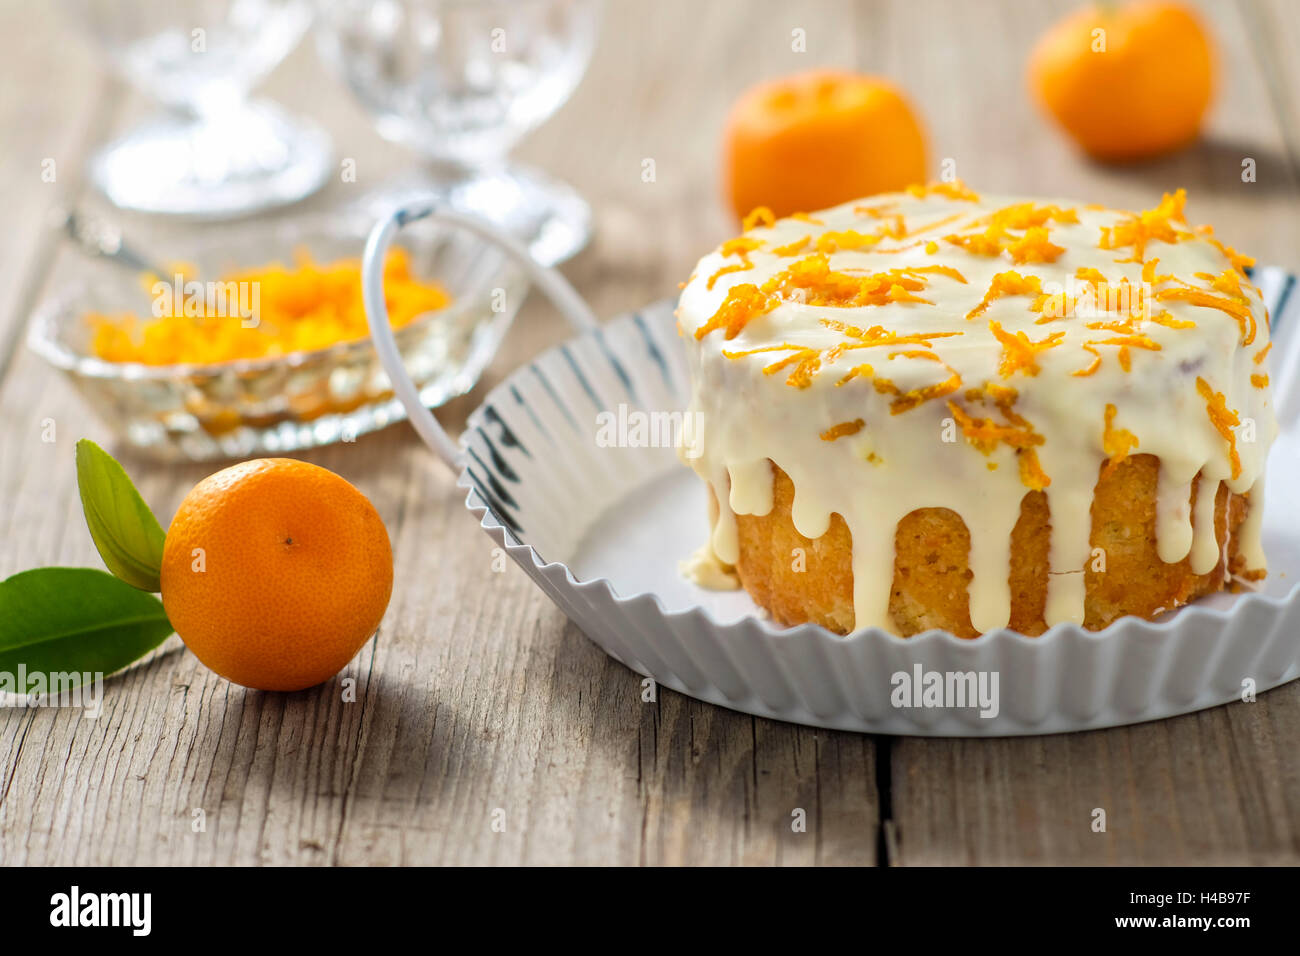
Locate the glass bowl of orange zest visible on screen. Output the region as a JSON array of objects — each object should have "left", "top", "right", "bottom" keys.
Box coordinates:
[{"left": 28, "top": 212, "right": 527, "bottom": 460}]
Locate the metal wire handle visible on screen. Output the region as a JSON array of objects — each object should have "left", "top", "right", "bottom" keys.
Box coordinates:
[{"left": 363, "top": 201, "right": 599, "bottom": 471}]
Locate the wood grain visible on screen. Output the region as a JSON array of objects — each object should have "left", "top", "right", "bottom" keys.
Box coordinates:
[
  {"left": 880, "top": 0, "right": 1300, "bottom": 866},
  {"left": 0, "top": 0, "right": 881, "bottom": 867},
  {"left": 0, "top": 0, "right": 1296, "bottom": 866}
]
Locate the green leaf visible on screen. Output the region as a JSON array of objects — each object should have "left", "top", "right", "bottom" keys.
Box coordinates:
[
  {"left": 0, "top": 568, "right": 174, "bottom": 687},
  {"left": 75, "top": 439, "right": 166, "bottom": 592}
]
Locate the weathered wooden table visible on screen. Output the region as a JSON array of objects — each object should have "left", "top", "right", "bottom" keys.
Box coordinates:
[{"left": 2, "top": 0, "right": 1298, "bottom": 865}]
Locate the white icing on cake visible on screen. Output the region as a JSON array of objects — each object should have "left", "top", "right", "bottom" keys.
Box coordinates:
[{"left": 676, "top": 185, "right": 1276, "bottom": 634}]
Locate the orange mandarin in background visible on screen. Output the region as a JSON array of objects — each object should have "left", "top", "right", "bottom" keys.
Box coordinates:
[
  {"left": 1029, "top": 1, "right": 1214, "bottom": 162},
  {"left": 722, "top": 70, "right": 928, "bottom": 222}
]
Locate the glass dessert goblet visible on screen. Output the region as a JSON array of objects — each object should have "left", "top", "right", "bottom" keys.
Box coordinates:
[
  {"left": 315, "top": 0, "right": 601, "bottom": 265},
  {"left": 66, "top": 0, "right": 332, "bottom": 219}
]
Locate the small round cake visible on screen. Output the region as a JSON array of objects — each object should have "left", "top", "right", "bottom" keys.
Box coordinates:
[{"left": 677, "top": 183, "right": 1276, "bottom": 637}]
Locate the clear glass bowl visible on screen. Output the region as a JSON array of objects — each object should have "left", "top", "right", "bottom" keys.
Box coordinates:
[{"left": 27, "top": 212, "right": 527, "bottom": 461}]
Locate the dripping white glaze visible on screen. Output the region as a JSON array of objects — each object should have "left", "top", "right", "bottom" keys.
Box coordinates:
[
  {"left": 1238, "top": 475, "right": 1267, "bottom": 572},
  {"left": 1189, "top": 473, "right": 1224, "bottom": 576},
  {"left": 679, "top": 542, "right": 741, "bottom": 590},
  {"left": 1154, "top": 462, "right": 1196, "bottom": 565},
  {"left": 677, "top": 189, "right": 1277, "bottom": 633}
]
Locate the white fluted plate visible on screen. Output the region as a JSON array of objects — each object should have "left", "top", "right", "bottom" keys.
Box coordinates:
[{"left": 454, "top": 269, "right": 1300, "bottom": 735}]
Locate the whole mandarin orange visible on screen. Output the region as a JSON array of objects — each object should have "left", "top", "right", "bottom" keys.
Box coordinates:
[
  {"left": 1029, "top": 2, "right": 1214, "bottom": 161},
  {"left": 723, "top": 70, "right": 928, "bottom": 221},
  {"left": 160, "top": 458, "right": 393, "bottom": 692}
]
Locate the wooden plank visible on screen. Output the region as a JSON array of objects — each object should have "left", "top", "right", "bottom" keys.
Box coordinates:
[
  {"left": 1238, "top": 0, "right": 1300, "bottom": 187},
  {"left": 892, "top": 689, "right": 1300, "bottom": 865},
  {"left": 0, "top": 0, "right": 880, "bottom": 865},
  {"left": 0, "top": 2, "right": 114, "bottom": 373},
  {"left": 881, "top": 0, "right": 1300, "bottom": 865}
]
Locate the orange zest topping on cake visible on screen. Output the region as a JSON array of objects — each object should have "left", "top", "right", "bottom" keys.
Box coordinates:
[
  {"left": 978, "top": 203, "right": 1079, "bottom": 230},
  {"left": 1081, "top": 278, "right": 1150, "bottom": 324},
  {"left": 945, "top": 395, "right": 1049, "bottom": 490},
  {"left": 1196, "top": 377, "right": 1242, "bottom": 479},
  {"left": 1101, "top": 404, "right": 1138, "bottom": 478},
  {"left": 694, "top": 283, "right": 775, "bottom": 339},
  {"left": 906, "top": 180, "right": 981, "bottom": 202},
  {"left": 1098, "top": 189, "right": 1190, "bottom": 263},
  {"left": 815, "top": 229, "right": 882, "bottom": 254},
  {"left": 944, "top": 229, "right": 1005, "bottom": 258},
  {"left": 1030, "top": 291, "right": 1077, "bottom": 322},
  {"left": 854, "top": 201, "right": 899, "bottom": 218},
  {"left": 771, "top": 256, "right": 941, "bottom": 306},
  {"left": 726, "top": 321, "right": 964, "bottom": 392},
  {"left": 823, "top": 320, "right": 962, "bottom": 348},
  {"left": 1007, "top": 227, "right": 1066, "bottom": 264},
  {"left": 772, "top": 235, "right": 812, "bottom": 256},
  {"left": 1141, "top": 258, "right": 1171, "bottom": 285},
  {"left": 988, "top": 321, "right": 1065, "bottom": 377},
  {"left": 706, "top": 262, "right": 753, "bottom": 289},
  {"left": 820, "top": 419, "right": 865, "bottom": 441},
  {"left": 1197, "top": 225, "right": 1255, "bottom": 276},
  {"left": 1154, "top": 268, "right": 1256, "bottom": 344},
  {"left": 901, "top": 264, "right": 968, "bottom": 283},
  {"left": 1084, "top": 334, "right": 1161, "bottom": 372},
  {"left": 1018, "top": 450, "right": 1051, "bottom": 490},
  {"left": 904, "top": 212, "right": 966, "bottom": 237},
  {"left": 943, "top": 204, "right": 1071, "bottom": 264},
  {"left": 758, "top": 344, "right": 833, "bottom": 389},
  {"left": 687, "top": 188, "right": 1267, "bottom": 511},
  {"left": 812, "top": 213, "right": 971, "bottom": 252},
  {"left": 1148, "top": 310, "right": 1195, "bottom": 330},
  {"left": 742, "top": 206, "right": 776, "bottom": 230},
  {"left": 872, "top": 353, "right": 964, "bottom": 414},
  {"left": 697, "top": 252, "right": 976, "bottom": 340},
  {"left": 720, "top": 237, "right": 765, "bottom": 257},
  {"left": 1071, "top": 344, "right": 1102, "bottom": 377},
  {"left": 708, "top": 237, "right": 768, "bottom": 289},
  {"left": 966, "top": 271, "right": 1043, "bottom": 320}
]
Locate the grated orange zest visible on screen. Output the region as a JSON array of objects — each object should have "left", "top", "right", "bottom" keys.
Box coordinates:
[
  {"left": 906, "top": 180, "right": 981, "bottom": 202},
  {"left": 742, "top": 206, "right": 776, "bottom": 230},
  {"left": 1007, "top": 226, "right": 1066, "bottom": 264},
  {"left": 820, "top": 419, "right": 865, "bottom": 441},
  {"left": 772, "top": 235, "right": 812, "bottom": 256},
  {"left": 1071, "top": 345, "right": 1102, "bottom": 377},
  {"left": 988, "top": 320, "right": 1065, "bottom": 377},
  {"left": 1098, "top": 189, "right": 1190, "bottom": 263},
  {"left": 1196, "top": 376, "right": 1242, "bottom": 479},
  {"left": 88, "top": 248, "right": 451, "bottom": 366},
  {"left": 694, "top": 283, "right": 776, "bottom": 340},
  {"left": 1155, "top": 284, "right": 1255, "bottom": 345},
  {"left": 1101, "top": 404, "right": 1138, "bottom": 478},
  {"left": 707, "top": 261, "right": 754, "bottom": 290},
  {"left": 967, "top": 270, "right": 1043, "bottom": 320}
]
